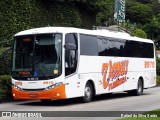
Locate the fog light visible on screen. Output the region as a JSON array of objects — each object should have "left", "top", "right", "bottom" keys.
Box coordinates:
[
  {"left": 57, "top": 93, "right": 60, "bottom": 96},
  {"left": 13, "top": 94, "right": 15, "bottom": 97}
]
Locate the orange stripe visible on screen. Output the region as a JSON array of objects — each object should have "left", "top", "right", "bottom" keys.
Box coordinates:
[{"left": 12, "top": 84, "right": 66, "bottom": 100}]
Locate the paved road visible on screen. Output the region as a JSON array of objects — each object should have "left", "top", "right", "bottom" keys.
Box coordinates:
[{"left": 0, "top": 86, "right": 160, "bottom": 120}]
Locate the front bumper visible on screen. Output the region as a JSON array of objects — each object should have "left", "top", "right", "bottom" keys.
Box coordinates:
[{"left": 12, "top": 84, "right": 66, "bottom": 100}]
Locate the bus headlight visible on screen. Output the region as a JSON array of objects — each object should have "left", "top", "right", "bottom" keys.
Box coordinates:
[
  {"left": 13, "top": 85, "right": 22, "bottom": 90},
  {"left": 46, "top": 82, "right": 63, "bottom": 90}
]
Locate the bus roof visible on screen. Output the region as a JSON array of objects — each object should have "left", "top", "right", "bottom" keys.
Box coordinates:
[{"left": 14, "top": 27, "right": 154, "bottom": 43}]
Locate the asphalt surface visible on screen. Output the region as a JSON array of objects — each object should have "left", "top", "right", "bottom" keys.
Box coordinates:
[{"left": 0, "top": 86, "right": 160, "bottom": 120}]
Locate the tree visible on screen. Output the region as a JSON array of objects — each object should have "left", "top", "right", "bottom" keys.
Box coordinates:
[
  {"left": 152, "top": 2, "right": 160, "bottom": 16},
  {"left": 143, "top": 16, "right": 160, "bottom": 40},
  {"left": 131, "top": 29, "right": 147, "bottom": 38},
  {"left": 136, "top": 0, "right": 154, "bottom": 4},
  {"left": 126, "top": 2, "right": 153, "bottom": 25},
  {"left": 96, "top": 0, "right": 114, "bottom": 26}
]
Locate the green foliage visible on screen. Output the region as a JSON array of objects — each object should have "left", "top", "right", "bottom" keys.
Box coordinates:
[
  {"left": 125, "top": 0, "right": 160, "bottom": 41},
  {"left": 131, "top": 29, "right": 147, "bottom": 38},
  {"left": 136, "top": 0, "right": 155, "bottom": 4},
  {"left": 95, "top": 0, "right": 160, "bottom": 42},
  {"left": 156, "top": 59, "right": 160, "bottom": 76},
  {"left": 1, "top": 0, "right": 115, "bottom": 42},
  {"left": 0, "top": 75, "right": 12, "bottom": 102},
  {"left": 96, "top": 0, "right": 114, "bottom": 26},
  {"left": 152, "top": 2, "right": 160, "bottom": 16},
  {"left": 65, "top": 0, "right": 114, "bottom": 12},
  {"left": 157, "top": 76, "right": 160, "bottom": 85},
  {"left": 143, "top": 16, "right": 160, "bottom": 40},
  {"left": 0, "top": 0, "right": 82, "bottom": 45},
  {"left": 0, "top": 47, "right": 12, "bottom": 75},
  {"left": 126, "top": 2, "right": 153, "bottom": 25}
]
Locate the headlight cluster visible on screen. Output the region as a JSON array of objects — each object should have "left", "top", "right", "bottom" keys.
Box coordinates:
[
  {"left": 13, "top": 85, "right": 22, "bottom": 90},
  {"left": 46, "top": 82, "right": 63, "bottom": 90}
]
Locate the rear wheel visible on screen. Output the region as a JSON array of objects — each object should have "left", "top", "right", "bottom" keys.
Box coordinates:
[
  {"left": 128, "top": 79, "right": 143, "bottom": 96},
  {"left": 82, "top": 82, "right": 93, "bottom": 103},
  {"left": 136, "top": 79, "right": 143, "bottom": 95}
]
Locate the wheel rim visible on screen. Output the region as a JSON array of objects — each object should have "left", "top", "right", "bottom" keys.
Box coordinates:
[{"left": 84, "top": 86, "right": 91, "bottom": 99}]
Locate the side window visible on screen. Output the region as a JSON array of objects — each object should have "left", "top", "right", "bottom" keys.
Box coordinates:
[
  {"left": 80, "top": 34, "right": 98, "bottom": 56},
  {"left": 124, "top": 40, "right": 154, "bottom": 58},
  {"left": 97, "top": 37, "right": 112, "bottom": 56},
  {"left": 146, "top": 43, "right": 154, "bottom": 58},
  {"left": 65, "top": 33, "right": 78, "bottom": 76},
  {"left": 98, "top": 37, "right": 126, "bottom": 57}
]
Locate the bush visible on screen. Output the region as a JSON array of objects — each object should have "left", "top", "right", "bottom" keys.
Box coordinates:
[
  {"left": 157, "top": 76, "right": 160, "bottom": 85},
  {"left": 0, "top": 47, "right": 12, "bottom": 75},
  {"left": 131, "top": 29, "right": 147, "bottom": 38},
  {"left": 156, "top": 59, "right": 160, "bottom": 76},
  {"left": 156, "top": 59, "right": 160, "bottom": 85},
  {"left": 0, "top": 75, "right": 12, "bottom": 102}
]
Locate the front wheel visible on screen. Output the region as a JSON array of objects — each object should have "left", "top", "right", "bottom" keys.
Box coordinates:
[
  {"left": 82, "top": 82, "right": 93, "bottom": 103},
  {"left": 40, "top": 99, "right": 51, "bottom": 103}
]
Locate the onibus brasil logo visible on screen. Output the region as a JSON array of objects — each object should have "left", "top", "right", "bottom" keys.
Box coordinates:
[{"left": 102, "top": 60, "right": 129, "bottom": 91}]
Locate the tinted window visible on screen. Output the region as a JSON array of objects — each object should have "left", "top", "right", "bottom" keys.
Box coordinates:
[
  {"left": 97, "top": 37, "right": 112, "bottom": 56},
  {"left": 80, "top": 34, "right": 98, "bottom": 56},
  {"left": 79, "top": 34, "right": 154, "bottom": 58},
  {"left": 97, "top": 36, "right": 154, "bottom": 58},
  {"left": 141, "top": 42, "right": 154, "bottom": 58},
  {"left": 97, "top": 37, "right": 126, "bottom": 57},
  {"left": 124, "top": 41, "right": 154, "bottom": 58}
]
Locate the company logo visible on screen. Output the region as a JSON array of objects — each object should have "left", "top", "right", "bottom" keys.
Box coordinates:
[
  {"left": 101, "top": 60, "right": 129, "bottom": 91},
  {"left": 2, "top": 112, "right": 11, "bottom": 117}
]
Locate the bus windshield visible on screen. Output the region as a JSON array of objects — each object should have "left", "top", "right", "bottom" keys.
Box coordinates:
[{"left": 12, "top": 33, "right": 62, "bottom": 80}]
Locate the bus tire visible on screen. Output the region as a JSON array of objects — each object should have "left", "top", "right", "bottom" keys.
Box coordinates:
[
  {"left": 135, "top": 78, "right": 143, "bottom": 95},
  {"left": 128, "top": 78, "right": 143, "bottom": 96},
  {"left": 82, "top": 82, "right": 93, "bottom": 103},
  {"left": 41, "top": 99, "right": 51, "bottom": 103}
]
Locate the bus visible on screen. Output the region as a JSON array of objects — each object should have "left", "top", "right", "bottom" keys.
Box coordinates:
[{"left": 11, "top": 27, "right": 156, "bottom": 102}]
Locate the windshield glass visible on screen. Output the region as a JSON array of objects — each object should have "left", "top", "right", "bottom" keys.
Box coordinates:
[{"left": 12, "top": 33, "right": 62, "bottom": 80}]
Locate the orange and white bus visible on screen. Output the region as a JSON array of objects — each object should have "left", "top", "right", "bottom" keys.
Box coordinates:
[{"left": 11, "top": 27, "right": 156, "bottom": 102}]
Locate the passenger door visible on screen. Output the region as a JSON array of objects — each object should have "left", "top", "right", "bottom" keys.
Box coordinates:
[{"left": 64, "top": 33, "right": 81, "bottom": 98}]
